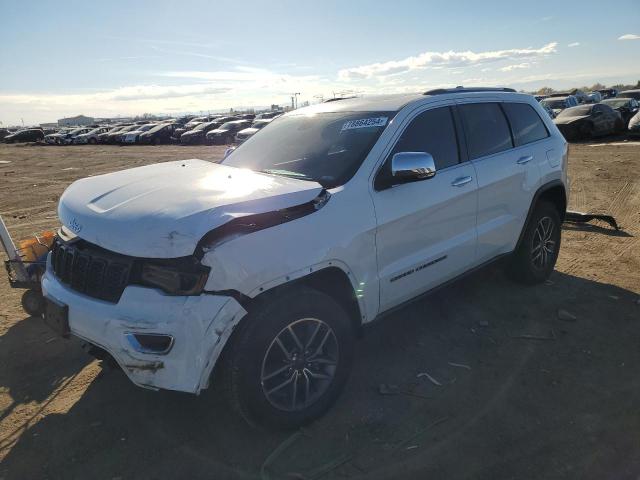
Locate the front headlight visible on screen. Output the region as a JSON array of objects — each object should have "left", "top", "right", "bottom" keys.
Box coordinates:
[{"left": 140, "top": 262, "right": 210, "bottom": 295}]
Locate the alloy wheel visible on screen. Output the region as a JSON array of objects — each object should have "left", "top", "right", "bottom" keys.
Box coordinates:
[
  {"left": 531, "top": 216, "right": 556, "bottom": 269},
  {"left": 261, "top": 318, "right": 339, "bottom": 412}
]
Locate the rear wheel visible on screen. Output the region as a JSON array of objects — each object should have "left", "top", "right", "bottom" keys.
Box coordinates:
[
  {"left": 222, "top": 287, "right": 355, "bottom": 429},
  {"left": 508, "top": 201, "right": 561, "bottom": 284},
  {"left": 88, "top": 137, "right": 97, "bottom": 145}
]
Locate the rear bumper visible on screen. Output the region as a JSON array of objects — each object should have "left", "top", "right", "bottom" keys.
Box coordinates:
[{"left": 41, "top": 262, "right": 247, "bottom": 394}]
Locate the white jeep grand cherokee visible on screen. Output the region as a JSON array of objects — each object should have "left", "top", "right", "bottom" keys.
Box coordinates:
[{"left": 42, "top": 87, "right": 567, "bottom": 428}]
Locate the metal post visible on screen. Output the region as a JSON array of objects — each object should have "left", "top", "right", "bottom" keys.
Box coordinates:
[{"left": 0, "top": 215, "right": 29, "bottom": 282}]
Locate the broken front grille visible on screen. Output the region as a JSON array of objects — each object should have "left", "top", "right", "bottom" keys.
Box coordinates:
[{"left": 51, "top": 239, "right": 133, "bottom": 303}]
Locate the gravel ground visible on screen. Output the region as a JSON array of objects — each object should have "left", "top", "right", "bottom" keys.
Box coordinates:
[{"left": 0, "top": 141, "right": 639, "bottom": 479}]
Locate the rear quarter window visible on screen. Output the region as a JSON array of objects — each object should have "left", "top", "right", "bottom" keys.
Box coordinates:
[
  {"left": 459, "top": 103, "right": 513, "bottom": 159},
  {"left": 502, "top": 103, "right": 549, "bottom": 146}
]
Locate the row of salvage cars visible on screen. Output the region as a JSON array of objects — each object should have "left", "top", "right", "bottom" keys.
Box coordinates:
[
  {"left": 538, "top": 89, "right": 640, "bottom": 141},
  {"left": 47, "top": 110, "right": 283, "bottom": 146},
  {"left": 1, "top": 110, "right": 284, "bottom": 146}
]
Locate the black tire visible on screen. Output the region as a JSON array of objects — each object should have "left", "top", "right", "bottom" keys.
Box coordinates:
[
  {"left": 222, "top": 287, "right": 355, "bottom": 429},
  {"left": 509, "top": 201, "right": 561, "bottom": 284},
  {"left": 88, "top": 137, "right": 97, "bottom": 145},
  {"left": 21, "top": 289, "right": 44, "bottom": 316}
]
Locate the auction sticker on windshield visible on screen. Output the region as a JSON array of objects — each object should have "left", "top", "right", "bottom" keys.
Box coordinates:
[{"left": 341, "top": 117, "right": 388, "bottom": 131}]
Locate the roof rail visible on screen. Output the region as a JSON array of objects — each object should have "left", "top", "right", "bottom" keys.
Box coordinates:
[{"left": 424, "top": 86, "right": 517, "bottom": 95}]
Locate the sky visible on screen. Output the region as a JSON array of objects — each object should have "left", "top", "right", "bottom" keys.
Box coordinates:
[{"left": 1, "top": 0, "right": 639, "bottom": 125}]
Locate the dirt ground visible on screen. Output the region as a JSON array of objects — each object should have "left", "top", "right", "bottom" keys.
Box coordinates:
[{"left": 0, "top": 141, "right": 639, "bottom": 480}]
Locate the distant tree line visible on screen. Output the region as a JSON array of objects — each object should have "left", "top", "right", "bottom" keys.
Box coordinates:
[{"left": 535, "top": 80, "right": 640, "bottom": 95}]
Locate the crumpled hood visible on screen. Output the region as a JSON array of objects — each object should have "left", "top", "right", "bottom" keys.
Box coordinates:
[{"left": 58, "top": 159, "right": 323, "bottom": 258}]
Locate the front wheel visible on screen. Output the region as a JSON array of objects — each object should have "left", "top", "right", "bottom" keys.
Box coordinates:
[
  {"left": 222, "top": 287, "right": 355, "bottom": 429},
  {"left": 508, "top": 201, "right": 561, "bottom": 284},
  {"left": 22, "top": 289, "right": 44, "bottom": 316}
]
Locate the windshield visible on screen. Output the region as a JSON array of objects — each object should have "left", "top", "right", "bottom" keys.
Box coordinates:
[
  {"left": 137, "top": 124, "right": 154, "bottom": 132},
  {"left": 558, "top": 105, "right": 593, "bottom": 117},
  {"left": 222, "top": 111, "right": 393, "bottom": 188},
  {"left": 147, "top": 123, "right": 169, "bottom": 133},
  {"left": 602, "top": 99, "right": 630, "bottom": 108},
  {"left": 192, "top": 122, "right": 210, "bottom": 131},
  {"left": 541, "top": 99, "right": 566, "bottom": 109},
  {"left": 69, "top": 128, "right": 85, "bottom": 135},
  {"left": 86, "top": 128, "right": 102, "bottom": 135},
  {"left": 618, "top": 91, "right": 640, "bottom": 100}
]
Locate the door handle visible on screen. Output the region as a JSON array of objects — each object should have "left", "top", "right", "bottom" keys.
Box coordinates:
[
  {"left": 517, "top": 155, "right": 533, "bottom": 165},
  {"left": 451, "top": 176, "right": 473, "bottom": 187}
]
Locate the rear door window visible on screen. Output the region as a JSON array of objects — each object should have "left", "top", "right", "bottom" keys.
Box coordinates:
[
  {"left": 502, "top": 103, "right": 549, "bottom": 146},
  {"left": 459, "top": 103, "right": 513, "bottom": 159}
]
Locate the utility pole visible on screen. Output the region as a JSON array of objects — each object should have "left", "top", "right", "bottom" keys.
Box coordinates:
[{"left": 290, "top": 93, "right": 301, "bottom": 109}]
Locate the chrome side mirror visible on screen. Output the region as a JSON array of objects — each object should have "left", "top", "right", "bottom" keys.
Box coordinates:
[{"left": 391, "top": 152, "right": 436, "bottom": 181}]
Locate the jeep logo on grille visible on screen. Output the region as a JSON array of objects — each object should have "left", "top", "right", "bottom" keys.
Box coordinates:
[{"left": 69, "top": 217, "right": 83, "bottom": 234}]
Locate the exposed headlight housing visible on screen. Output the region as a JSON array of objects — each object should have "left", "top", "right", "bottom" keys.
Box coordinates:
[{"left": 140, "top": 262, "right": 210, "bottom": 295}]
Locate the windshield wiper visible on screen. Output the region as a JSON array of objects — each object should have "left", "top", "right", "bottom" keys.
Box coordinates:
[{"left": 259, "top": 169, "right": 315, "bottom": 182}]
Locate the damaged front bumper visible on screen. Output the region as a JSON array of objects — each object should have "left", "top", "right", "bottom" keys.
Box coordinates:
[{"left": 41, "top": 263, "right": 247, "bottom": 394}]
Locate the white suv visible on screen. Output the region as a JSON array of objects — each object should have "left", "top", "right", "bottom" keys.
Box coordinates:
[{"left": 42, "top": 87, "right": 568, "bottom": 428}]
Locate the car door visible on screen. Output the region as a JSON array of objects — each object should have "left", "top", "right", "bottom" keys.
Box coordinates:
[
  {"left": 371, "top": 105, "right": 478, "bottom": 311},
  {"left": 458, "top": 101, "right": 542, "bottom": 262}
]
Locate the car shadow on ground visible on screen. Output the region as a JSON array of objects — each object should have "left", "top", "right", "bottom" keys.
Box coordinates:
[{"left": 1, "top": 265, "right": 640, "bottom": 480}]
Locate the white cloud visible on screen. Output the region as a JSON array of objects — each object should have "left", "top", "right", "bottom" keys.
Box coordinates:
[
  {"left": 499, "top": 63, "right": 531, "bottom": 72},
  {"left": 338, "top": 42, "right": 557, "bottom": 80},
  {"left": 618, "top": 34, "right": 640, "bottom": 40},
  {"left": 568, "top": 42, "right": 580, "bottom": 47}
]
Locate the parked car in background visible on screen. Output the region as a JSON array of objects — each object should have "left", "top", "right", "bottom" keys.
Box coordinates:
[
  {"left": 601, "top": 97, "right": 640, "bottom": 125},
  {"left": 618, "top": 89, "right": 640, "bottom": 101},
  {"left": 627, "top": 111, "right": 640, "bottom": 136},
  {"left": 172, "top": 117, "right": 220, "bottom": 142},
  {"left": 183, "top": 116, "right": 211, "bottom": 130},
  {"left": 3, "top": 128, "right": 44, "bottom": 143},
  {"left": 44, "top": 128, "right": 72, "bottom": 144},
  {"left": 256, "top": 111, "right": 284, "bottom": 119},
  {"left": 175, "top": 115, "right": 196, "bottom": 125},
  {"left": 103, "top": 125, "right": 136, "bottom": 144},
  {"left": 139, "top": 123, "right": 178, "bottom": 145},
  {"left": 541, "top": 95, "right": 579, "bottom": 116},
  {"left": 586, "top": 91, "right": 602, "bottom": 103},
  {"left": 59, "top": 127, "right": 92, "bottom": 145},
  {"left": 540, "top": 103, "right": 556, "bottom": 119},
  {"left": 234, "top": 119, "right": 273, "bottom": 143},
  {"left": 205, "top": 120, "right": 252, "bottom": 144},
  {"left": 554, "top": 104, "right": 623, "bottom": 140},
  {"left": 74, "top": 126, "right": 110, "bottom": 144},
  {"left": 180, "top": 120, "right": 224, "bottom": 145},
  {"left": 239, "top": 113, "right": 256, "bottom": 120},
  {"left": 598, "top": 88, "right": 618, "bottom": 99},
  {"left": 121, "top": 124, "right": 156, "bottom": 144}
]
